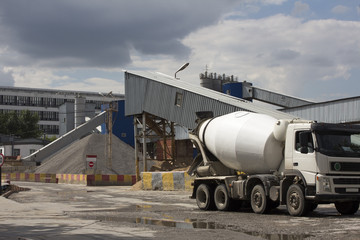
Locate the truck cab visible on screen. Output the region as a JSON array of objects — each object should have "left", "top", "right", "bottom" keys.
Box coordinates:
[{"left": 283, "top": 122, "right": 360, "bottom": 214}]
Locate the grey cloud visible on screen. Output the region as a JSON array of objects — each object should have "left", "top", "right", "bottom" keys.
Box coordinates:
[
  {"left": 0, "top": 0, "right": 238, "bottom": 68},
  {"left": 271, "top": 49, "right": 300, "bottom": 61},
  {"left": 0, "top": 70, "right": 15, "bottom": 86},
  {"left": 307, "top": 56, "right": 334, "bottom": 67}
]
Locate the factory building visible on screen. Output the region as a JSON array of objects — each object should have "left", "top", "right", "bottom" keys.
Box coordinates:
[
  {"left": 199, "top": 71, "right": 360, "bottom": 123},
  {"left": 0, "top": 86, "right": 124, "bottom": 137}
]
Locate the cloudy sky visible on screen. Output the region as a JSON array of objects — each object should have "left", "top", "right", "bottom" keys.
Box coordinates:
[{"left": 0, "top": 0, "right": 359, "bottom": 102}]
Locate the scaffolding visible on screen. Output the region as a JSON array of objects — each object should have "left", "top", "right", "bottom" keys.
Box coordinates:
[{"left": 133, "top": 112, "right": 175, "bottom": 181}]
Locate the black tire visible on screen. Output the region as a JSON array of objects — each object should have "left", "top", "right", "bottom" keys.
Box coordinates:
[
  {"left": 335, "top": 201, "right": 359, "bottom": 215},
  {"left": 251, "top": 184, "right": 268, "bottom": 214},
  {"left": 214, "top": 184, "right": 230, "bottom": 211},
  {"left": 196, "top": 184, "right": 215, "bottom": 210},
  {"left": 286, "top": 184, "right": 309, "bottom": 216}
]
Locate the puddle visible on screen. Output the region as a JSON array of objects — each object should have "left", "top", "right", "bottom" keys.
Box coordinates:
[
  {"left": 68, "top": 205, "right": 312, "bottom": 239},
  {"left": 79, "top": 213, "right": 312, "bottom": 240}
]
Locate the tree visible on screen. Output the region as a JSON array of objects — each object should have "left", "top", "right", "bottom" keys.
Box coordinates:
[
  {"left": 0, "top": 110, "right": 42, "bottom": 138},
  {"left": 18, "top": 110, "right": 42, "bottom": 138}
]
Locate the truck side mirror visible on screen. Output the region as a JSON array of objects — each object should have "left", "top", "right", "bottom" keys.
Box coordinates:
[{"left": 299, "top": 132, "right": 309, "bottom": 154}]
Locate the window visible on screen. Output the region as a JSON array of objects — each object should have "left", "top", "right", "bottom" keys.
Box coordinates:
[
  {"left": 316, "top": 131, "right": 360, "bottom": 158},
  {"left": 175, "top": 92, "right": 183, "bottom": 107},
  {"left": 13, "top": 149, "right": 20, "bottom": 156},
  {"left": 295, "top": 131, "right": 314, "bottom": 153}
]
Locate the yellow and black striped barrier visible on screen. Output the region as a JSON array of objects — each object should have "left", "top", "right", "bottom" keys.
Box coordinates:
[{"left": 141, "top": 171, "right": 194, "bottom": 191}]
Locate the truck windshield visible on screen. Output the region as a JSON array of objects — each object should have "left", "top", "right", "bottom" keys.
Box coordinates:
[{"left": 315, "top": 132, "right": 360, "bottom": 157}]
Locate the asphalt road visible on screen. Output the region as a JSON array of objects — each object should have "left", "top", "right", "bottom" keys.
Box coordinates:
[{"left": 1, "top": 182, "right": 360, "bottom": 240}]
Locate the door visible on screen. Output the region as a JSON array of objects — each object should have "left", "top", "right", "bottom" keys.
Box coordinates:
[{"left": 292, "top": 131, "right": 317, "bottom": 184}]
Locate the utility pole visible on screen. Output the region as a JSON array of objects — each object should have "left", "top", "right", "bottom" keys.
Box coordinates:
[
  {"left": 134, "top": 116, "right": 140, "bottom": 181},
  {"left": 107, "top": 101, "right": 115, "bottom": 170},
  {"left": 142, "top": 112, "right": 147, "bottom": 172}
]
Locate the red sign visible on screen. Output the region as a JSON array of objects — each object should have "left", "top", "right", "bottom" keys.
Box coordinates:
[
  {"left": 86, "top": 155, "right": 96, "bottom": 169},
  {"left": 0, "top": 153, "right": 4, "bottom": 167}
]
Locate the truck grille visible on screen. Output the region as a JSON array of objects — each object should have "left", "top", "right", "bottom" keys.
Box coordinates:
[
  {"left": 333, "top": 178, "right": 360, "bottom": 185},
  {"left": 333, "top": 177, "right": 360, "bottom": 194},
  {"left": 330, "top": 162, "right": 360, "bottom": 172},
  {"left": 335, "top": 188, "right": 360, "bottom": 194}
]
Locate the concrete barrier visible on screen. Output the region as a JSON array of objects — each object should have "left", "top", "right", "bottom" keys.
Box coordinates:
[
  {"left": 1, "top": 173, "right": 57, "bottom": 183},
  {"left": 56, "top": 174, "right": 87, "bottom": 185},
  {"left": 2, "top": 173, "right": 136, "bottom": 186},
  {"left": 141, "top": 171, "right": 194, "bottom": 191},
  {"left": 86, "top": 174, "right": 136, "bottom": 186}
]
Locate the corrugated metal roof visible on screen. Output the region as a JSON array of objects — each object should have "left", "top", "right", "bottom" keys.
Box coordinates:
[
  {"left": 281, "top": 97, "right": 360, "bottom": 123},
  {"left": 125, "top": 71, "right": 295, "bottom": 129},
  {"left": 0, "top": 86, "right": 124, "bottom": 101},
  {"left": 252, "top": 86, "right": 313, "bottom": 108}
]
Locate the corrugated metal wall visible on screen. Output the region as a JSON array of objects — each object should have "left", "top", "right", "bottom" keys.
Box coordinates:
[
  {"left": 282, "top": 97, "right": 360, "bottom": 123},
  {"left": 125, "top": 72, "right": 247, "bottom": 129},
  {"left": 125, "top": 71, "right": 359, "bottom": 128},
  {"left": 125, "top": 73, "right": 147, "bottom": 116}
]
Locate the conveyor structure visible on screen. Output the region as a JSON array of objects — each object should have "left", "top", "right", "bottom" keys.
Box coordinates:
[{"left": 23, "top": 111, "right": 107, "bottom": 163}]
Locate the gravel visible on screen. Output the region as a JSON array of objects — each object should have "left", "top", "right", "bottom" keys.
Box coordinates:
[{"left": 34, "top": 133, "right": 136, "bottom": 175}]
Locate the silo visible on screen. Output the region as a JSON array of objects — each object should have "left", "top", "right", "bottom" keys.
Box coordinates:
[{"left": 75, "top": 96, "right": 86, "bottom": 128}]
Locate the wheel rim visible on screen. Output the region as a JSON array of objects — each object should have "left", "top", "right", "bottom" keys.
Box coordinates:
[
  {"left": 253, "top": 191, "right": 263, "bottom": 208},
  {"left": 289, "top": 191, "right": 300, "bottom": 210}
]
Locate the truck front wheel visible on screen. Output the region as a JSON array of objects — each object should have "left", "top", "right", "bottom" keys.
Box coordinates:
[
  {"left": 196, "top": 184, "right": 215, "bottom": 210},
  {"left": 335, "top": 201, "right": 359, "bottom": 215},
  {"left": 286, "top": 184, "right": 309, "bottom": 216},
  {"left": 251, "top": 184, "right": 268, "bottom": 214},
  {"left": 214, "top": 184, "right": 230, "bottom": 211}
]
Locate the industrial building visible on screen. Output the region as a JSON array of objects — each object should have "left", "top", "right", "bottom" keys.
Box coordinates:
[
  {"left": 1, "top": 69, "right": 358, "bottom": 183},
  {"left": 124, "top": 70, "right": 360, "bottom": 179},
  {"left": 199, "top": 71, "right": 360, "bottom": 123},
  {"left": 0, "top": 86, "right": 124, "bottom": 136}
]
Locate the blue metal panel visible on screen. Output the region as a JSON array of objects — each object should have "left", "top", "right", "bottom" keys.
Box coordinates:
[
  {"left": 222, "top": 82, "right": 243, "bottom": 99},
  {"left": 101, "top": 100, "right": 134, "bottom": 147}
]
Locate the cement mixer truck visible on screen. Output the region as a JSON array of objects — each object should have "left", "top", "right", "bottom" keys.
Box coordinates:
[{"left": 188, "top": 111, "right": 360, "bottom": 216}]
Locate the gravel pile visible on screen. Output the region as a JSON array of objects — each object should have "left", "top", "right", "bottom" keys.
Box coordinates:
[{"left": 34, "top": 133, "right": 135, "bottom": 175}]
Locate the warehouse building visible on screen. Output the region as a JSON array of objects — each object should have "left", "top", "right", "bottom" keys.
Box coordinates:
[{"left": 0, "top": 86, "right": 124, "bottom": 137}]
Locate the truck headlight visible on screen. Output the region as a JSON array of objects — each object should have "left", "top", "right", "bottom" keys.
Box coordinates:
[{"left": 322, "top": 177, "right": 331, "bottom": 192}]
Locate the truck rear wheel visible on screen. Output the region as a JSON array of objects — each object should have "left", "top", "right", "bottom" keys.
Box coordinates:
[
  {"left": 251, "top": 184, "right": 268, "bottom": 214},
  {"left": 214, "top": 184, "right": 230, "bottom": 211},
  {"left": 286, "top": 184, "right": 309, "bottom": 216},
  {"left": 196, "top": 184, "right": 215, "bottom": 210},
  {"left": 335, "top": 201, "right": 359, "bottom": 215}
]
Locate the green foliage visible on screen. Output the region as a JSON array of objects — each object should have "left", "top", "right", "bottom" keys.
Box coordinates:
[
  {"left": 0, "top": 110, "right": 42, "bottom": 138},
  {"left": 46, "top": 135, "right": 57, "bottom": 142}
]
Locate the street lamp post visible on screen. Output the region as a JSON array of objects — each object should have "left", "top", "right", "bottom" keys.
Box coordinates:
[{"left": 174, "top": 62, "right": 189, "bottom": 79}]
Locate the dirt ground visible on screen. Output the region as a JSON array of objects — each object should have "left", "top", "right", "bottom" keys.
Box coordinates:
[{"left": 2, "top": 181, "right": 360, "bottom": 240}]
